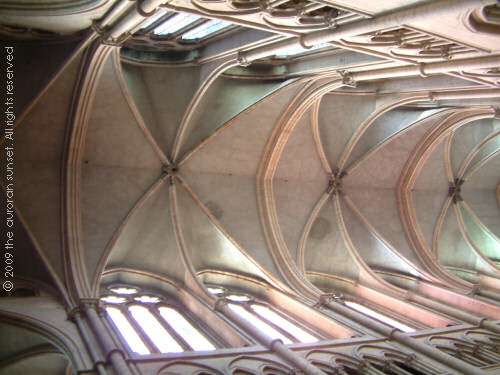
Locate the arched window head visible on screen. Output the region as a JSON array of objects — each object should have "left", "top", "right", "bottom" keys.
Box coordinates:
[
  {"left": 101, "top": 284, "right": 216, "bottom": 355},
  {"left": 207, "top": 285, "right": 319, "bottom": 344},
  {"left": 101, "top": 295, "right": 128, "bottom": 304},
  {"left": 134, "top": 295, "right": 163, "bottom": 303},
  {"left": 109, "top": 285, "right": 141, "bottom": 295}
]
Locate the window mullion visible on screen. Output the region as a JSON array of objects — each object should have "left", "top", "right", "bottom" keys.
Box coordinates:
[
  {"left": 152, "top": 306, "right": 193, "bottom": 351},
  {"left": 244, "top": 303, "right": 297, "bottom": 343},
  {"left": 124, "top": 304, "right": 160, "bottom": 354},
  {"left": 175, "top": 19, "right": 206, "bottom": 38}
]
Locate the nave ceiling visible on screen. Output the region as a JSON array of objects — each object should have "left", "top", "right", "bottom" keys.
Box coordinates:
[{"left": 0, "top": 0, "right": 500, "bottom": 374}]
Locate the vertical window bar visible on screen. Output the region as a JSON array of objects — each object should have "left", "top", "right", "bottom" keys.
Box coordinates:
[
  {"left": 153, "top": 13, "right": 202, "bottom": 35},
  {"left": 345, "top": 301, "right": 415, "bottom": 333},
  {"left": 251, "top": 304, "right": 318, "bottom": 343},
  {"left": 106, "top": 307, "right": 151, "bottom": 355},
  {"left": 119, "top": 306, "right": 160, "bottom": 353},
  {"left": 244, "top": 303, "right": 307, "bottom": 343},
  {"left": 140, "top": 10, "right": 168, "bottom": 29},
  {"left": 129, "top": 305, "right": 184, "bottom": 353},
  {"left": 158, "top": 307, "right": 216, "bottom": 351},
  {"left": 149, "top": 306, "right": 193, "bottom": 351},
  {"left": 228, "top": 303, "right": 293, "bottom": 344},
  {"left": 181, "top": 19, "right": 232, "bottom": 40}
]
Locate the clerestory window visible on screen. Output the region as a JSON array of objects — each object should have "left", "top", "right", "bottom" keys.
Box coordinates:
[
  {"left": 344, "top": 300, "right": 416, "bottom": 333},
  {"left": 139, "top": 11, "right": 234, "bottom": 41},
  {"left": 101, "top": 285, "right": 216, "bottom": 355},
  {"left": 207, "top": 285, "right": 319, "bottom": 344},
  {"left": 181, "top": 19, "right": 233, "bottom": 40},
  {"left": 153, "top": 13, "right": 201, "bottom": 36},
  {"left": 274, "top": 43, "right": 331, "bottom": 58}
]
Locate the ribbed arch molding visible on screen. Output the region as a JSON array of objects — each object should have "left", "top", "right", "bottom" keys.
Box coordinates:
[
  {"left": 176, "top": 76, "right": 296, "bottom": 161},
  {"left": 415, "top": 115, "right": 500, "bottom": 282},
  {"left": 303, "top": 196, "right": 361, "bottom": 281},
  {"left": 460, "top": 204, "right": 500, "bottom": 263},
  {"left": 173, "top": 179, "right": 274, "bottom": 283},
  {"left": 83, "top": 52, "right": 163, "bottom": 289},
  {"left": 449, "top": 118, "right": 499, "bottom": 176},
  {"left": 317, "top": 92, "right": 377, "bottom": 169},
  {"left": 181, "top": 81, "right": 305, "bottom": 283},
  {"left": 399, "top": 107, "right": 497, "bottom": 287},
  {"left": 120, "top": 61, "right": 202, "bottom": 158},
  {"left": 103, "top": 182, "right": 187, "bottom": 282},
  {"left": 344, "top": 108, "right": 444, "bottom": 171},
  {"left": 274, "top": 107, "right": 329, "bottom": 263}
]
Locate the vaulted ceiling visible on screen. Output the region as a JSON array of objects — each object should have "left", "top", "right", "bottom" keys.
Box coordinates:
[{"left": 0, "top": 0, "right": 499, "bottom": 373}]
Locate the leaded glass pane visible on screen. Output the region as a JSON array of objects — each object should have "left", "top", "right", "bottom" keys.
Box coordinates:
[
  {"left": 129, "top": 305, "right": 184, "bottom": 353},
  {"left": 251, "top": 305, "right": 318, "bottom": 343},
  {"left": 154, "top": 13, "right": 201, "bottom": 35},
  {"left": 158, "top": 307, "right": 216, "bottom": 351},
  {"left": 106, "top": 307, "right": 150, "bottom": 355},
  {"left": 345, "top": 301, "right": 415, "bottom": 332},
  {"left": 228, "top": 303, "right": 293, "bottom": 344}
]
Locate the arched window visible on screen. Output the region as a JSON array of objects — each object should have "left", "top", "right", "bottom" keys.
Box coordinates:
[
  {"left": 207, "top": 285, "right": 319, "bottom": 344},
  {"left": 101, "top": 285, "right": 216, "bottom": 355},
  {"left": 139, "top": 11, "right": 233, "bottom": 41},
  {"left": 343, "top": 299, "right": 416, "bottom": 333}
]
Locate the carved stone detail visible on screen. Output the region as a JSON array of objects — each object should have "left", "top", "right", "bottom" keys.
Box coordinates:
[
  {"left": 448, "top": 178, "right": 464, "bottom": 204},
  {"left": 327, "top": 170, "right": 347, "bottom": 195},
  {"left": 162, "top": 164, "right": 179, "bottom": 184}
]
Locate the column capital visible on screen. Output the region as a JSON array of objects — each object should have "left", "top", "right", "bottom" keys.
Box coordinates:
[
  {"left": 79, "top": 298, "right": 107, "bottom": 316},
  {"left": 319, "top": 293, "right": 344, "bottom": 306},
  {"left": 214, "top": 297, "right": 229, "bottom": 312}
]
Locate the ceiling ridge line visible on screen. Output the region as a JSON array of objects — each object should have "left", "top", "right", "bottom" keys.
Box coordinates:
[
  {"left": 296, "top": 191, "right": 330, "bottom": 275},
  {"left": 342, "top": 195, "right": 437, "bottom": 289},
  {"left": 332, "top": 195, "right": 391, "bottom": 292},
  {"left": 443, "top": 134, "right": 454, "bottom": 183},
  {"left": 346, "top": 107, "right": 456, "bottom": 175},
  {"left": 453, "top": 122, "right": 500, "bottom": 180},
  {"left": 462, "top": 201, "right": 500, "bottom": 245},
  {"left": 175, "top": 176, "right": 286, "bottom": 291},
  {"left": 337, "top": 94, "right": 427, "bottom": 171},
  {"left": 399, "top": 109, "right": 494, "bottom": 189},
  {"left": 172, "top": 59, "right": 238, "bottom": 162},
  {"left": 453, "top": 202, "right": 500, "bottom": 276},
  {"left": 178, "top": 78, "right": 306, "bottom": 167},
  {"left": 431, "top": 196, "right": 453, "bottom": 259},
  {"left": 169, "top": 181, "right": 214, "bottom": 304},
  {"left": 399, "top": 110, "right": 487, "bottom": 289},
  {"left": 461, "top": 135, "right": 500, "bottom": 181},
  {"left": 112, "top": 48, "right": 170, "bottom": 165},
  {"left": 91, "top": 176, "right": 168, "bottom": 296},
  {"left": 260, "top": 78, "right": 343, "bottom": 182},
  {"left": 397, "top": 108, "right": 495, "bottom": 291},
  {"left": 310, "top": 99, "right": 332, "bottom": 175},
  {"left": 464, "top": 149, "right": 500, "bottom": 181}
]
